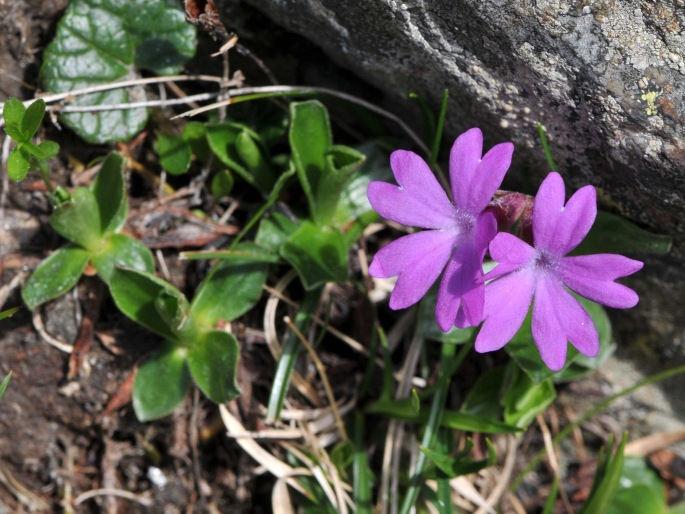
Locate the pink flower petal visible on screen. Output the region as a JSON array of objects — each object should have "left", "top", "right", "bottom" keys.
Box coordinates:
[
  {"left": 475, "top": 269, "right": 535, "bottom": 353},
  {"left": 532, "top": 172, "right": 566, "bottom": 251},
  {"left": 485, "top": 232, "right": 536, "bottom": 281},
  {"left": 463, "top": 142, "right": 514, "bottom": 215},
  {"left": 435, "top": 213, "right": 496, "bottom": 330},
  {"left": 560, "top": 254, "right": 643, "bottom": 308},
  {"left": 449, "top": 128, "right": 483, "bottom": 210},
  {"left": 367, "top": 150, "right": 457, "bottom": 229},
  {"left": 547, "top": 185, "right": 597, "bottom": 255},
  {"left": 369, "top": 230, "right": 455, "bottom": 309},
  {"left": 531, "top": 277, "right": 569, "bottom": 371},
  {"left": 553, "top": 285, "right": 599, "bottom": 358}
]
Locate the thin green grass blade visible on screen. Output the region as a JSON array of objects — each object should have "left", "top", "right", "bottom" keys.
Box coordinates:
[
  {"left": 537, "top": 121, "right": 558, "bottom": 171},
  {"left": 512, "top": 363, "right": 685, "bottom": 490},
  {"left": 429, "top": 89, "right": 449, "bottom": 171},
  {"left": 265, "top": 288, "right": 321, "bottom": 422}
]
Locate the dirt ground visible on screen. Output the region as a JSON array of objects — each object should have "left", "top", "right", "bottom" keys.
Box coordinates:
[{"left": 2, "top": 2, "right": 685, "bottom": 513}]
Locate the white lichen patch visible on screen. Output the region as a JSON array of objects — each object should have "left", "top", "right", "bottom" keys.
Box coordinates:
[{"left": 597, "top": 1, "right": 685, "bottom": 75}]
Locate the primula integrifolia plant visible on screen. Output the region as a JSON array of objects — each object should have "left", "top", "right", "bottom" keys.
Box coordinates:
[
  {"left": 368, "top": 128, "right": 643, "bottom": 370},
  {"left": 475, "top": 172, "right": 643, "bottom": 370},
  {"left": 367, "top": 128, "right": 513, "bottom": 330}
]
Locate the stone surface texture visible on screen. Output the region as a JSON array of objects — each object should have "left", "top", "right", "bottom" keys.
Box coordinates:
[{"left": 225, "top": 0, "right": 685, "bottom": 353}]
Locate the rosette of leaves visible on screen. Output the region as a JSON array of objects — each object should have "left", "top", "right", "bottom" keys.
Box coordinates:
[
  {"left": 22, "top": 153, "right": 154, "bottom": 309},
  {"left": 255, "top": 100, "right": 392, "bottom": 290},
  {"left": 40, "top": 0, "right": 196, "bottom": 143},
  {"left": 109, "top": 247, "right": 268, "bottom": 421},
  {"left": 2, "top": 99, "right": 59, "bottom": 182}
]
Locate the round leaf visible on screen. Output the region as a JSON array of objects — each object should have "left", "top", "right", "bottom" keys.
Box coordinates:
[
  {"left": 22, "top": 245, "right": 91, "bottom": 309},
  {"left": 190, "top": 245, "right": 268, "bottom": 328},
  {"left": 91, "top": 233, "right": 154, "bottom": 283},
  {"left": 21, "top": 99, "right": 46, "bottom": 139},
  {"left": 187, "top": 330, "right": 241, "bottom": 404},
  {"left": 7, "top": 148, "right": 30, "bottom": 182},
  {"left": 133, "top": 343, "right": 191, "bottom": 421},
  {"left": 51, "top": 187, "right": 103, "bottom": 251},
  {"left": 155, "top": 133, "right": 192, "bottom": 175},
  {"left": 110, "top": 268, "right": 187, "bottom": 340},
  {"left": 2, "top": 98, "right": 26, "bottom": 131},
  {"left": 92, "top": 153, "right": 128, "bottom": 234},
  {"left": 40, "top": 0, "right": 196, "bottom": 143}
]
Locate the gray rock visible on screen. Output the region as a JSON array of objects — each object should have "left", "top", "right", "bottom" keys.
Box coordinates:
[{"left": 224, "top": 0, "right": 685, "bottom": 354}]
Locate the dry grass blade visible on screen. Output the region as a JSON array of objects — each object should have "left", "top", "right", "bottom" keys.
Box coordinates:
[
  {"left": 282, "top": 442, "right": 353, "bottom": 513},
  {"left": 536, "top": 415, "right": 572, "bottom": 513},
  {"left": 379, "top": 330, "right": 424, "bottom": 514},
  {"left": 32, "top": 310, "right": 74, "bottom": 353},
  {"left": 451, "top": 476, "right": 495, "bottom": 514},
  {"left": 0, "top": 459, "right": 51, "bottom": 512},
  {"left": 272, "top": 477, "right": 296, "bottom": 514},
  {"left": 625, "top": 429, "right": 685, "bottom": 456},
  {"left": 219, "top": 404, "right": 310, "bottom": 496},
  {"left": 473, "top": 435, "right": 518, "bottom": 514},
  {"left": 263, "top": 271, "right": 323, "bottom": 407},
  {"left": 73, "top": 488, "right": 153, "bottom": 507},
  {"left": 284, "top": 315, "right": 349, "bottom": 442}
]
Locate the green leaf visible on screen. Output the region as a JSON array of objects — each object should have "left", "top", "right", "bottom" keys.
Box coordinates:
[
  {"left": 0, "top": 306, "right": 20, "bottom": 321},
  {"left": 289, "top": 100, "right": 332, "bottom": 225},
  {"left": 422, "top": 438, "right": 497, "bottom": 478},
  {"left": 579, "top": 434, "right": 628, "bottom": 514},
  {"left": 4, "top": 124, "right": 25, "bottom": 143},
  {"left": 155, "top": 133, "right": 192, "bottom": 175},
  {"left": 461, "top": 366, "right": 506, "bottom": 420},
  {"left": 187, "top": 330, "right": 242, "bottom": 403},
  {"left": 7, "top": 148, "right": 30, "bottom": 181},
  {"left": 606, "top": 457, "right": 666, "bottom": 514},
  {"left": 505, "top": 296, "right": 612, "bottom": 383},
  {"left": 40, "top": 0, "right": 195, "bottom": 143},
  {"left": 573, "top": 211, "right": 672, "bottom": 256},
  {"left": 365, "top": 399, "right": 521, "bottom": 434},
  {"left": 21, "top": 99, "right": 46, "bottom": 139},
  {"left": 155, "top": 289, "right": 191, "bottom": 333},
  {"left": 110, "top": 268, "right": 187, "bottom": 340},
  {"left": 211, "top": 169, "right": 234, "bottom": 199},
  {"left": 281, "top": 220, "right": 349, "bottom": 290},
  {"left": 133, "top": 342, "right": 191, "bottom": 421},
  {"left": 502, "top": 365, "right": 556, "bottom": 429},
  {"left": 91, "top": 233, "right": 154, "bottom": 283},
  {"left": 2, "top": 98, "right": 26, "bottom": 133},
  {"left": 92, "top": 153, "right": 128, "bottom": 234},
  {"left": 206, "top": 122, "right": 272, "bottom": 192},
  {"left": 315, "top": 145, "right": 365, "bottom": 225},
  {"left": 0, "top": 372, "right": 12, "bottom": 401},
  {"left": 22, "top": 245, "right": 91, "bottom": 309},
  {"left": 37, "top": 140, "right": 60, "bottom": 159},
  {"left": 255, "top": 211, "right": 300, "bottom": 253},
  {"left": 182, "top": 121, "right": 209, "bottom": 161},
  {"left": 190, "top": 245, "right": 268, "bottom": 328},
  {"left": 235, "top": 130, "right": 275, "bottom": 191},
  {"left": 181, "top": 247, "right": 281, "bottom": 263},
  {"left": 332, "top": 143, "right": 392, "bottom": 226},
  {"left": 51, "top": 187, "right": 103, "bottom": 251},
  {"left": 265, "top": 288, "right": 321, "bottom": 422}
]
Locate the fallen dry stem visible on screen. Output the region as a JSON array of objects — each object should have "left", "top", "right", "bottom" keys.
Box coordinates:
[
  {"left": 284, "top": 315, "right": 349, "bottom": 442},
  {"left": 536, "top": 414, "right": 573, "bottom": 513}
]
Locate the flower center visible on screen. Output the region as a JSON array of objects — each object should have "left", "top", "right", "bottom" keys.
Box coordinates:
[{"left": 532, "top": 250, "right": 560, "bottom": 273}]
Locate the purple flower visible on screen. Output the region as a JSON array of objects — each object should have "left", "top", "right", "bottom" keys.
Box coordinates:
[
  {"left": 475, "top": 172, "right": 643, "bottom": 371},
  {"left": 367, "top": 128, "right": 514, "bottom": 330}
]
